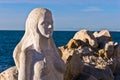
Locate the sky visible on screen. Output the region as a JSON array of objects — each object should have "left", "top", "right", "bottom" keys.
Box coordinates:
[{"left": 0, "top": 0, "right": 120, "bottom": 31}]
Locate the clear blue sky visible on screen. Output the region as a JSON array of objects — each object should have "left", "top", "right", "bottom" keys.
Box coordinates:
[{"left": 0, "top": 0, "right": 120, "bottom": 31}]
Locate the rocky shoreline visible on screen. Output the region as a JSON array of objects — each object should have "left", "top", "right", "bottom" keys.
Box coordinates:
[{"left": 58, "top": 29, "right": 120, "bottom": 80}]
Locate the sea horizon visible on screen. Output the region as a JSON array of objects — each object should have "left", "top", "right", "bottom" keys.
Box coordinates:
[{"left": 0, "top": 29, "right": 120, "bottom": 32}]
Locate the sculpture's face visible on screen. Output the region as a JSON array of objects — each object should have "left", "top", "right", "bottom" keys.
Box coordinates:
[{"left": 38, "top": 13, "right": 53, "bottom": 38}]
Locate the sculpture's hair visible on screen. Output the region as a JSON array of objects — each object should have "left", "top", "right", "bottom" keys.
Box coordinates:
[
  {"left": 13, "top": 8, "right": 54, "bottom": 69},
  {"left": 25, "top": 8, "right": 52, "bottom": 33}
]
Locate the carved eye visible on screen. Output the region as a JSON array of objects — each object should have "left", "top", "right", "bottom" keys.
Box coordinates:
[{"left": 41, "top": 21, "right": 49, "bottom": 26}]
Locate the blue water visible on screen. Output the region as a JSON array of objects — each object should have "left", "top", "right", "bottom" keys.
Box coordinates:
[{"left": 0, "top": 31, "right": 120, "bottom": 72}]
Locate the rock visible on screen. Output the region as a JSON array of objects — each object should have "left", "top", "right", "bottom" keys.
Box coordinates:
[
  {"left": 61, "top": 43, "right": 114, "bottom": 80},
  {"left": 83, "top": 65, "right": 114, "bottom": 80},
  {"left": 72, "top": 73, "right": 97, "bottom": 80},
  {"left": 58, "top": 42, "right": 92, "bottom": 63},
  {"left": 73, "top": 29, "right": 98, "bottom": 48},
  {"left": 77, "top": 47, "right": 93, "bottom": 56},
  {"left": 114, "top": 44, "right": 120, "bottom": 58},
  {"left": 66, "top": 39, "right": 79, "bottom": 49},
  {"left": 104, "top": 41, "right": 114, "bottom": 58},
  {"left": 93, "top": 31, "right": 99, "bottom": 38},
  {"left": 64, "top": 53, "right": 84, "bottom": 80},
  {"left": 57, "top": 46, "right": 66, "bottom": 57},
  {"left": 58, "top": 38, "right": 91, "bottom": 63},
  {"left": 114, "top": 75, "right": 120, "bottom": 80},
  {"left": 66, "top": 39, "right": 88, "bottom": 49},
  {"left": 98, "top": 49, "right": 107, "bottom": 58},
  {"left": 58, "top": 46, "right": 75, "bottom": 63},
  {"left": 13, "top": 8, "right": 65, "bottom": 80},
  {"left": 93, "top": 30, "right": 112, "bottom": 49},
  {"left": 57, "top": 29, "right": 119, "bottom": 80},
  {"left": 0, "top": 66, "right": 18, "bottom": 80},
  {"left": 113, "top": 44, "right": 120, "bottom": 75}
]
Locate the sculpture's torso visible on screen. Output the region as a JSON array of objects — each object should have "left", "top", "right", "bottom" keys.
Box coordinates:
[{"left": 18, "top": 47, "right": 63, "bottom": 80}]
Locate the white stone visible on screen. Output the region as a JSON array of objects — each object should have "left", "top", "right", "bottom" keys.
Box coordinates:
[{"left": 13, "top": 8, "right": 65, "bottom": 80}]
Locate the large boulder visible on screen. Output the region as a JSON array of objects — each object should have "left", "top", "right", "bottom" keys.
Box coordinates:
[
  {"left": 0, "top": 66, "right": 18, "bottom": 80},
  {"left": 73, "top": 30, "right": 98, "bottom": 48}
]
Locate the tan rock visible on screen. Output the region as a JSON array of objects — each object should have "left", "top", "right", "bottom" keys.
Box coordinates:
[
  {"left": 93, "top": 31, "right": 99, "bottom": 38},
  {"left": 66, "top": 39, "right": 89, "bottom": 49},
  {"left": 93, "top": 30, "right": 112, "bottom": 49},
  {"left": 0, "top": 66, "right": 18, "bottom": 80},
  {"left": 58, "top": 46, "right": 74, "bottom": 63},
  {"left": 98, "top": 49, "right": 107, "bottom": 58},
  {"left": 73, "top": 29, "right": 98, "bottom": 48},
  {"left": 105, "top": 41, "right": 114, "bottom": 58},
  {"left": 57, "top": 46, "right": 66, "bottom": 58},
  {"left": 66, "top": 39, "right": 79, "bottom": 49},
  {"left": 93, "top": 30, "right": 111, "bottom": 39}
]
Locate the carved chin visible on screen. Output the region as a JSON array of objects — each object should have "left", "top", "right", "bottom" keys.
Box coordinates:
[{"left": 44, "top": 34, "right": 52, "bottom": 39}]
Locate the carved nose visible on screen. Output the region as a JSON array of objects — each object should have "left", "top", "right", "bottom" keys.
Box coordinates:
[{"left": 48, "top": 25, "right": 52, "bottom": 29}]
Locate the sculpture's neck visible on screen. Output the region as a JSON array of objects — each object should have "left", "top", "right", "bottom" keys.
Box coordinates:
[
  {"left": 40, "top": 36, "right": 52, "bottom": 50},
  {"left": 33, "top": 35, "right": 52, "bottom": 52}
]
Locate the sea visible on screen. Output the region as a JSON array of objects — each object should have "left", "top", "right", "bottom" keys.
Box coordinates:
[{"left": 0, "top": 31, "right": 120, "bottom": 72}]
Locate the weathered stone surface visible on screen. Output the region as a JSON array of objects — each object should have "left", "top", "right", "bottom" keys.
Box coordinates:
[
  {"left": 114, "top": 44, "right": 120, "bottom": 58},
  {"left": 58, "top": 46, "right": 75, "bottom": 63},
  {"left": 113, "top": 44, "right": 120, "bottom": 76},
  {"left": 73, "top": 29, "right": 98, "bottom": 48},
  {"left": 83, "top": 65, "right": 114, "bottom": 80},
  {"left": 105, "top": 41, "right": 114, "bottom": 58},
  {"left": 93, "top": 30, "right": 112, "bottom": 40},
  {"left": 66, "top": 39, "right": 88, "bottom": 49},
  {"left": 93, "top": 30, "right": 112, "bottom": 49},
  {"left": 59, "top": 43, "right": 114, "bottom": 80},
  {"left": 66, "top": 39, "right": 79, "bottom": 49},
  {"left": 58, "top": 29, "right": 118, "bottom": 80},
  {"left": 93, "top": 31, "right": 99, "bottom": 38},
  {"left": 13, "top": 8, "right": 65, "bottom": 80},
  {"left": 72, "top": 73, "right": 97, "bottom": 80},
  {"left": 97, "top": 49, "right": 107, "bottom": 58},
  {"left": 0, "top": 66, "right": 18, "bottom": 80},
  {"left": 64, "top": 53, "right": 84, "bottom": 80}
]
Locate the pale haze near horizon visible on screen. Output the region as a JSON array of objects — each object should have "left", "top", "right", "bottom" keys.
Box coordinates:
[{"left": 0, "top": 0, "right": 120, "bottom": 31}]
